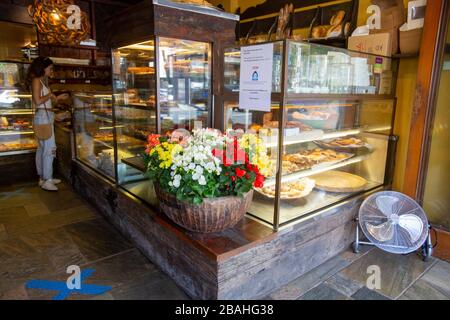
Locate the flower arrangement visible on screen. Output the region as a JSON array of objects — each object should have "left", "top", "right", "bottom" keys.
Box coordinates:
[{"left": 144, "top": 129, "right": 268, "bottom": 205}]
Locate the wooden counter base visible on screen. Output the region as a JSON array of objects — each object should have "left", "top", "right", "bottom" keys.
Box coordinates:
[
  {"left": 0, "top": 151, "right": 37, "bottom": 184},
  {"left": 70, "top": 161, "right": 358, "bottom": 299}
]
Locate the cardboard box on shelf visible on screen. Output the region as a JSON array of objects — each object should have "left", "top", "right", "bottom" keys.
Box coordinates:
[
  {"left": 348, "top": 33, "right": 393, "bottom": 57},
  {"left": 370, "top": 28, "right": 398, "bottom": 55},
  {"left": 372, "top": 0, "right": 405, "bottom": 12},
  {"left": 381, "top": 6, "right": 406, "bottom": 29},
  {"left": 400, "top": 27, "right": 423, "bottom": 54}
]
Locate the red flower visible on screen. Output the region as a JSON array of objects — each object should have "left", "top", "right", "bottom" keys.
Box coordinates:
[
  {"left": 145, "top": 134, "right": 161, "bottom": 154},
  {"left": 147, "top": 134, "right": 161, "bottom": 145},
  {"left": 253, "top": 174, "right": 265, "bottom": 188},
  {"left": 235, "top": 167, "right": 246, "bottom": 178},
  {"left": 231, "top": 176, "right": 236, "bottom": 182}
]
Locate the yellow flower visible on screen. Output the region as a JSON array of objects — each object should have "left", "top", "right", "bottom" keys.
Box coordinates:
[
  {"left": 151, "top": 142, "right": 183, "bottom": 169},
  {"left": 239, "top": 134, "right": 270, "bottom": 177}
]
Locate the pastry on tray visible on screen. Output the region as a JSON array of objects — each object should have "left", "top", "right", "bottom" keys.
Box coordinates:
[
  {"left": 13, "top": 120, "right": 30, "bottom": 130},
  {"left": 314, "top": 137, "right": 368, "bottom": 149},
  {"left": 127, "top": 67, "right": 155, "bottom": 75},
  {"left": 263, "top": 120, "right": 312, "bottom": 132},
  {"left": 282, "top": 154, "right": 314, "bottom": 170},
  {"left": 311, "top": 171, "right": 367, "bottom": 193},
  {"left": 268, "top": 158, "right": 314, "bottom": 177},
  {"left": 298, "top": 148, "right": 353, "bottom": 164},
  {"left": 256, "top": 178, "right": 315, "bottom": 200},
  {"left": 292, "top": 111, "right": 330, "bottom": 120}
]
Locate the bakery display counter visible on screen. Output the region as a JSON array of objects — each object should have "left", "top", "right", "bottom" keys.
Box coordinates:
[
  {"left": 221, "top": 40, "right": 398, "bottom": 229},
  {"left": 0, "top": 62, "right": 36, "bottom": 156}
]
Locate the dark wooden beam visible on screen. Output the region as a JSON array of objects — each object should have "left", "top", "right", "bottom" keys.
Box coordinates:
[
  {"left": 87, "top": 0, "right": 137, "bottom": 8},
  {"left": 0, "top": 3, "right": 33, "bottom": 24}
]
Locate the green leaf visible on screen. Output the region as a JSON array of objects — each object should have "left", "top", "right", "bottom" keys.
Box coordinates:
[{"left": 193, "top": 196, "right": 203, "bottom": 205}]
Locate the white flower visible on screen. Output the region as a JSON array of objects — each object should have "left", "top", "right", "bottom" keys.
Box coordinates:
[
  {"left": 195, "top": 165, "right": 203, "bottom": 174},
  {"left": 173, "top": 179, "right": 180, "bottom": 188},
  {"left": 198, "top": 175, "right": 206, "bottom": 186},
  {"left": 188, "top": 163, "right": 196, "bottom": 170},
  {"left": 192, "top": 172, "right": 200, "bottom": 181}
]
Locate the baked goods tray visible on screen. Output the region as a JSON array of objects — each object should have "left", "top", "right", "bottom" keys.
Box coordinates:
[
  {"left": 262, "top": 130, "right": 324, "bottom": 147},
  {"left": 254, "top": 178, "right": 315, "bottom": 200},
  {"left": 262, "top": 128, "right": 363, "bottom": 148},
  {"left": 313, "top": 138, "right": 371, "bottom": 150},
  {"left": 264, "top": 153, "right": 372, "bottom": 187}
]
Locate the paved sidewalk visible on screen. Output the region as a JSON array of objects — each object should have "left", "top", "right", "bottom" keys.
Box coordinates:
[{"left": 1, "top": 181, "right": 449, "bottom": 300}]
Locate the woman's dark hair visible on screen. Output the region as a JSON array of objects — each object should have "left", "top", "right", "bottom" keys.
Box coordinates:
[{"left": 27, "top": 57, "right": 53, "bottom": 82}]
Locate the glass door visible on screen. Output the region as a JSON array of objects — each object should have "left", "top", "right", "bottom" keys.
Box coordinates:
[{"left": 422, "top": 12, "right": 450, "bottom": 230}]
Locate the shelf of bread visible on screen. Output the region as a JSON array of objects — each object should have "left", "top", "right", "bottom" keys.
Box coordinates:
[
  {"left": 0, "top": 130, "right": 34, "bottom": 136},
  {"left": 127, "top": 67, "right": 155, "bottom": 75},
  {"left": 0, "top": 109, "right": 33, "bottom": 116},
  {"left": 264, "top": 152, "right": 372, "bottom": 187},
  {"left": 262, "top": 128, "right": 362, "bottom": 148},
  {"left": 1, "top": 117, "right": 32, "bottom": 131},
  {"left": 0, "top": 140, "right": 37, "bottom": 153},
  {"left": 92, "top": 131, "right": 145, "bottom": 148}
]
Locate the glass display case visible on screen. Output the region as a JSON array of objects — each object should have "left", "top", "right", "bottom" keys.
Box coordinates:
[
  {"left": 221, "top": 40, "right": 398, "bottom": 230},
  {"left": 73, "top": 92, "right": 115, "bottom": 179},
  {"left": 102, "top": 0, "right": 237, "bottom": 204},
  {"left": 0, "top": 62, "right": 36, "bottom": 155},
  {"left": 110, "top": 38, "right": 212, "bottom": 203}
]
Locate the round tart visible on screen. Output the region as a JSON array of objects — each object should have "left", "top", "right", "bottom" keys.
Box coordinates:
[{"left": 312, "top": 171, "right": 367, "bottom": 193}]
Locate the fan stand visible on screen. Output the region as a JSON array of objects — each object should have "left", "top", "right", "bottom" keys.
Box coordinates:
[{"left": 352, "top": 218, "right": 433, "bottom": 261}]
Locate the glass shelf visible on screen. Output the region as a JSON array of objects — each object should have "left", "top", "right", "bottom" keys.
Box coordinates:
[{"left": 264, "top": 152, "right": 372, "bottom": 187}]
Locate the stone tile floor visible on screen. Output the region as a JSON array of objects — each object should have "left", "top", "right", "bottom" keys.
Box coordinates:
[{"left": 0, "top": 181, "right": 449, "bottom": 300}]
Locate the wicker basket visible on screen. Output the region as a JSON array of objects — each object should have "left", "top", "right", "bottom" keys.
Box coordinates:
[{"left": 154, "top": 184, "right": 253, "bottom": 233}]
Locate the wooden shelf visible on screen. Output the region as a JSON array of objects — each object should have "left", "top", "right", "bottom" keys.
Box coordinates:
[
  {"left": 304, "top": 36, "right": 348, "bottom": 47},
  {"left": 0, "top": 59, "right": 31, "bottom": 64},
  {"left": 393, "top": 52, "right": 419, "bottom": 59}
]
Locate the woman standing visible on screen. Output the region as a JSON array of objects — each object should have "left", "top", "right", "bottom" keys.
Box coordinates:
[{"left": 28, "top": 57, "right": 68, "bottom": 191}]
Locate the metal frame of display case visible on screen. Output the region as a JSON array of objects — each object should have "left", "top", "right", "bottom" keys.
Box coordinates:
[{"left": 218, "top": 39, "right": 399, "bottom": 231}]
